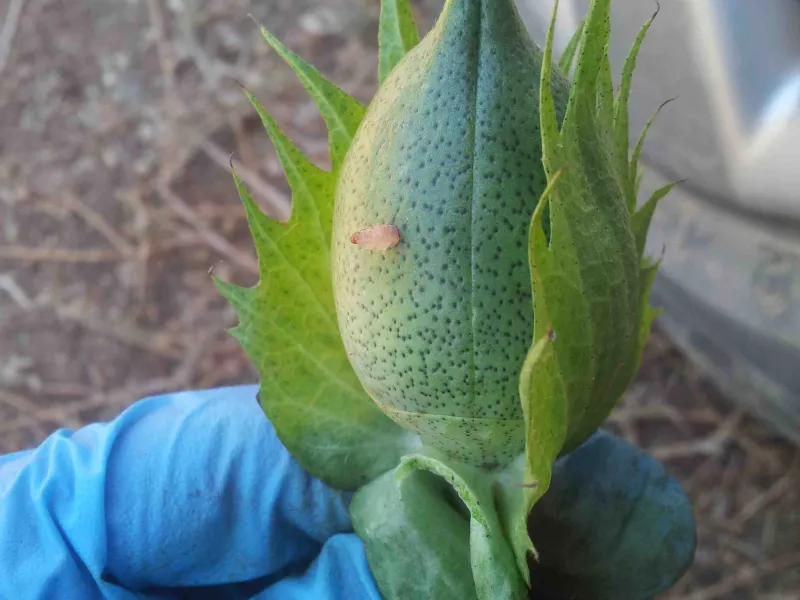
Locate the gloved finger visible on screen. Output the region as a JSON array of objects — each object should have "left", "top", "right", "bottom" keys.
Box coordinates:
[
  {"left": 140, "top": 534, "right": 379, "bottom": 600},
  {"left": 0, "top": 385, "right": 354, "bottom": 597},
  {"left": 256, "top": 534, "right": 381, "bottom": 600},
  {"left": 527, "top": 430, "right": 696, "bottom": 600}
]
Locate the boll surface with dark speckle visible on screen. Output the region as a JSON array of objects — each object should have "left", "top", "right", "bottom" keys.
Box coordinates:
[{"left": 332, "top": 0, "right": 569, "bottom": 466}]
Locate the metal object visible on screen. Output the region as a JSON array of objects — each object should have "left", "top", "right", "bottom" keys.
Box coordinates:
[{"left": 518, "top": 0, "right": 800, "bottom": 444}]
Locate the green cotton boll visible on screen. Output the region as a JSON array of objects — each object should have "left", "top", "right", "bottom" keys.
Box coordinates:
[
  {"left": 332, "top": 0, "right": 569, "bottom": 467},
  {"left": 219, "top": 0, "right": 688, "bottom": 595}
]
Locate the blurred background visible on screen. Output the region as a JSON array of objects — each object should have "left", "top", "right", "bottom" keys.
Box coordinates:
[{"left": 0, "top": 0, "right": 797, "bottom": 597}]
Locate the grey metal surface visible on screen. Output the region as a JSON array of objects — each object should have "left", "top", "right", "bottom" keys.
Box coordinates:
[
  {"left": 519, "top": 0, "right": 800, "bottom": 214},
  {"left": 518, "top": 0, "right": 800, "bottom": 443}
]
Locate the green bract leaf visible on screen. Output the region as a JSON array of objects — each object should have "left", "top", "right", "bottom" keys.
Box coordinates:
[
  {"left": 253, "top": 18, "right": 366, "bottom": 171},
  {"left": 378, "top": 0, "right": 420, "bottom": 84},
  {"left": 613, "top": 2, "right": 660, "bottom": 191},
  {"left": 632, "top": 180, "right": 681, "bottom": 258},
  {"left": 352, "top": 468, "right": 475, "bottom": 599},
  {"left": 557, "top": 18, "right": 585, "bottom": 75},
  {"left": 596, "top": 49, "right": 614, "bottom": 134},
  {"left": 215, "top": 27, "right": 415, "bottom": 490},
  {"left": 351, "top": 451, "right": 527, "bottom": 600},
  {"left": 493, "top": 455, "right": 534, "bottom": 584},
  {"left": 215, "top": 169, "right": 412, "bottom": 491},
  {"left": 638, "top": 258, "right": 662, "bottom": 362},
  {"left": 628, "top": 97, "right": 675, "bottom": 213},
  {"left": 520, "top": 172, "right": 569, "bottom": 516},
  {"left": 522, "top": 0, "right": 671, "bottom": 504}
]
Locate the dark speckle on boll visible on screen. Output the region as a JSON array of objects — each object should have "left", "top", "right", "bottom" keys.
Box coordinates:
[{"left": 331, "top": 0, "right": 569, "bottom": 466}]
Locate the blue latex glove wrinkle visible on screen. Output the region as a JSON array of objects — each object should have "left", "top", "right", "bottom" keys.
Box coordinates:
[{"left": 0, "top": 386, "right": 381, "bottom": 599}]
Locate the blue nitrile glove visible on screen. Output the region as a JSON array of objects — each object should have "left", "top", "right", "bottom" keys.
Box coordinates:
[
  {"left": 0, "top": 385, "right": 693, "bottom": 600},
  {"left": 0, "top": 385, "right": 382, "bottom": 600}
]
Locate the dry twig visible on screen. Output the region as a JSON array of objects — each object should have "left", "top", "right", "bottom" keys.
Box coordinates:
[
  {"left": 0, "top": 389, "right": 83, "bottom": 431},
  {"left": 684, "top": 552, "right": 800, "bottom": 600},
  {"left": 0, "top": 0, "right": 24, "bottom": 75},
  {"left": 200, "top": 138, "right": 291, "bottom": 220},
  {"left": 0, "top": 273, "right": 33, "bottom": 309},
  {"left": 55, "top": 304, "right": 186, "bottom": 359},
  {"left": 0, "top": 329, "right": 214, "bottom": 436},
  {"left": 35, "top": 383, "right": 93, "bottom": 398},
  {"left": 62, "top": 192, "right": 135, "bottom": 257},
  {"left": 0, "top": 246, "right": 121, "bottom": 263},
  {"left": 146, "top": 0, "right": 180, "bottom": 117},
  {"left": 155, "top": 181, "right": 258, "bottom": 274},
  {"left": 650, "top": 409, "right": 743, "bottom": 461},
  {"left": 733, "top": 455, "right": 799, "bottom": 527}
]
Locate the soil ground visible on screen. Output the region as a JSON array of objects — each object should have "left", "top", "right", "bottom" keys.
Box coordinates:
[{"left": 0, "top": 0, "right": 798, "bottom": 598}]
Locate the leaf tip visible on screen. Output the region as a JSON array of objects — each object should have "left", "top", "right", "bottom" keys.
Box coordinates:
[
  {"left": 659, "top": 243, "right": 666, "bottom": 262},
  {"left": 234, "top": 79, "right": 249, "bottom": 98},
  {"left": 660, "top": 95, "right": 678, "bottom": 110},
  {"left": 230, "top": 162, "right": 242, "bottom": 187},
  {"left": 208, "top": 260, "right": 224, "bottom": 277},
  {"left": 650, "top": 0, "right": 662, "bottom": 23}
]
